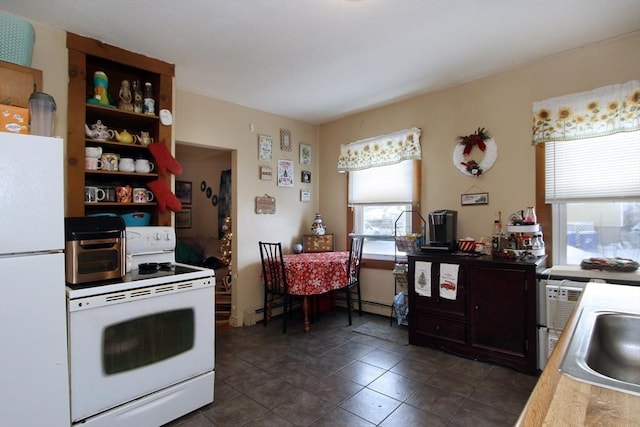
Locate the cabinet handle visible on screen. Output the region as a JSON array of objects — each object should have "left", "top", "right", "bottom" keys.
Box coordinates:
[
  {"left": 435, "top": 325, "right": 441, "bottom": 332},
  {"left": 475, "top": 305, "right": 479, "bottom": 310}
]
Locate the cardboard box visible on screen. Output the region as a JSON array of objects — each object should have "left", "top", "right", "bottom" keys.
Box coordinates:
[{"left": 0, "top": 104, "right": 29, "bottom": 134}]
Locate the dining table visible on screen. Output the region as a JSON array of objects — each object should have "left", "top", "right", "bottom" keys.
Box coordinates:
[{"left": 282, "top": 251, "right": 350, "bottom": 332}]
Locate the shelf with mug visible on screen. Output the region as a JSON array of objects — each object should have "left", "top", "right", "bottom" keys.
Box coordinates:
[
  {"left": 84, "top": 170, "right": 158, "bottom": 178},
  {"left": 67, "top": 32, "right": 174, "bottom": 225},
  {"left": 85, "top": 138, "right": 151, "bottom": 150},
  {"left": 85, "top": 202, "right": 157, "bottom": 207}
]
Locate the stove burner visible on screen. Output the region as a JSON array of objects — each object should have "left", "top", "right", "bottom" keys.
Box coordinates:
[
  {"left": 138, "top": 263, "right": 159, "bottom": 274},
  {"left": 159, "top": 262, "right": 174, "bottom": 271}
]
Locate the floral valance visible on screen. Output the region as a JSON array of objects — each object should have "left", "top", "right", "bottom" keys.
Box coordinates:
[
  {"left": 337, "top": 127, "right": 422, "bottom": 172},
  {"left": 532, "top": 80, "right": 640, "bottom": 145}
]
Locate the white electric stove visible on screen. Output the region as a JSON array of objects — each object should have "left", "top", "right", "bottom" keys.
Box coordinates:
[{"left": 66, "top": 226, "right": 215, "bottom": 427}]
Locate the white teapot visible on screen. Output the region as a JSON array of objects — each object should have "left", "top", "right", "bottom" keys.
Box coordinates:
[{"left": 84, "top": 120, "right": 113, "bottom": 141}]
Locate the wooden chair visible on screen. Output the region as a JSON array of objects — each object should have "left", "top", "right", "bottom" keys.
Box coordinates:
[
  {"left": 345, "top": 236, "right": 364, "bottom": 325},
  {"left": 258, "top": 241, "right": 290, "bottom": 333}
]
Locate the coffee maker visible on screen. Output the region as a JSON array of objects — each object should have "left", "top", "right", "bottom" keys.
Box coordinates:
[{"left": 425, "top": 210, "right": 457, "bottom": 251}]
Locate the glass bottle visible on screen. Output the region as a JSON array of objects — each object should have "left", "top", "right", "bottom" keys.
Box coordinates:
[
  {"left": 143, "top": 82, "right": 155, "bottom": 115},
  {"left": 492, "top": 220, "right": 503, "bottom": 256},
  {"left": 132, "top": 80, "right": 143, "bottom": 114},
  {"left": 523, "top": 207, "right": 537, "bottom": 225}
]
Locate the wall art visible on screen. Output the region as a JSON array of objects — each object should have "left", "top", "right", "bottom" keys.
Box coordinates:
[
  {"left": 280, "top": 128, "right": 292, "bottom": 151},
  {"left": 277, "top": 159, "right": 294, "bottom": 187},
  {"left": 300, "top": 143, "right": 311, "bottom": 165},
  {"left": 461, "top": 192, "right": 489, "bottom": 206},
  {"left": 258, "top": 134, "right": 273, "bottom": 162},
  {"left": 175, "top": 181, "right": 192, "bottom": 205},
  {"left": 301, "top": 170, "right": 311, "bottom": 183},
  {"left": 259, "top": 165, "right": 273, "bottom": 180},
  {"left": 176, "top": 208, "right": 192, "bottom": 228},
  {"left": 255, "top": 194, "right": 276, "bottom": 214},
  {"left": 300, "top": 189, "right": 311, "bottom": 202}
]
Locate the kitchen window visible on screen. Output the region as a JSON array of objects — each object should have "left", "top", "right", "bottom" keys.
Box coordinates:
[
  {"left": 349, "top": 160, "right": 420, "bottom": 259},
  {"left": 337, "top": 128, "right": 422, "bottom": 261},
  {"left": 533, "top": 80, "right": 640, "bottom": 265}
]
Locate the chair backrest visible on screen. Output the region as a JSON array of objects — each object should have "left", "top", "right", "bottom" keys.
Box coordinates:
[
  {"left": 347, "top": 236, "right": 364, "bottom": 287},
  {"left": 259, "top": 241, "right": 288, "bottom": 294}
]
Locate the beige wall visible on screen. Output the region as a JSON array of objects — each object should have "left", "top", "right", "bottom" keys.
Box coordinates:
[
  {"left": 319, "top": 32, "right": 640, "bottom": 315},
  {"left": 174, "top": 91, "right": 319, "bottom": 325},
  {"left": 18, "top": 11, "right": 639, "bottom": 323}
]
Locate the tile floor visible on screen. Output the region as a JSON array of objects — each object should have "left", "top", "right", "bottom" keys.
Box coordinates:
[{"left": 165, "top": 309, "right": 538, "bottom": 426}]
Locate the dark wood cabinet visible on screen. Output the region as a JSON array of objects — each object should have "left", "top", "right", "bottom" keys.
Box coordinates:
[{"left": 408, "top": 253, "right": 545, "bottom": 374}]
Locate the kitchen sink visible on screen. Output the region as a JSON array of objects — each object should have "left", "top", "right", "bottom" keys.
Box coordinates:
[
  {"left": 561, "top": 308, "right": 640, "bottom": 395},
  {"left": 586, "top": 313, "right": 640, "bottom": 385}
]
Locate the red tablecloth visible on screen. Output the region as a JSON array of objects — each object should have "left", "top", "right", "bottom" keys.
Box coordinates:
[{"left": 282, "top": 251, "right": 349, "bottom": 295}]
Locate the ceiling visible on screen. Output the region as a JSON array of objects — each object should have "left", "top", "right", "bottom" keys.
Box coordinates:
[{"left": 2, "top": 1, "right": 639, "bottom": 125}]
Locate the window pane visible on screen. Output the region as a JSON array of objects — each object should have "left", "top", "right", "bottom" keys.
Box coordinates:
[
  {"left": 356, "top": 204, "right": 412, "bottom": 257},
  {"left": 555, "top": 201, "right": 640, "bottom": 265}
]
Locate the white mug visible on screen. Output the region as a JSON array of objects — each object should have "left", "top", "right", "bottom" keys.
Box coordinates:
[
  {"left": 85, "top": 146, "right": 102, "bottom": 158},
  {"left": 133, "top": 187, "right": 155, "bottom": 203},
  {"left": 85, "top": 157, "right": 104, "bottom": 170},
  {"left": 118, "top": 157, "right": 135, "bottom": 172},
  {"left": 135, "top": 159, "right": 155, "bottom": 173}
]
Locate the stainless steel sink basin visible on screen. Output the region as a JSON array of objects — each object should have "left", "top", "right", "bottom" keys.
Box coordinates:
[
  {"left": 561, "top": 309, "right": 640, "bottom": 395},
  {"left": 585, "top": 313, "right": 640, "bottom": 385}
]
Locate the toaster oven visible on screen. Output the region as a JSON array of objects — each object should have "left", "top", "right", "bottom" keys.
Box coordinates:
[{"left": 64, "top": 216, "right": 126, "bottom": 284}]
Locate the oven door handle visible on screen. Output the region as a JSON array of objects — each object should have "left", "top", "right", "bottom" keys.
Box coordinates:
[{"left": 78, "top": 238, "right": 120, "bottom": 249}]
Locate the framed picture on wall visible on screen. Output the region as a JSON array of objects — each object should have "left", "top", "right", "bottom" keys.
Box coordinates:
[
  {"left": 280, "top": 128, "right": 292, "bottom": 151},
  {"left": 300, "top": 189, "right": 311, "bottom": 202},
  {"left": 175, "top": 181, "right": 192, "bottom": 205},
  {"left": 277, "top": 159, "right": 294, "bottom": 187},
  {"left": 301, "top": 170, "right": 311, "bottom": 183},
  {"left": 300, "top": 143, "right": 311, "bottom": 165},
  {"left": 176, "top": 208, "right": 192, "bottom": 228},
  {"left": 258, "top": 134, "right": 273, "bottom": 162}
]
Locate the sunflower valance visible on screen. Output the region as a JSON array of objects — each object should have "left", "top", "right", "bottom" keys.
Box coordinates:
[
  {"left": 532, "top": 80, "right": 640, "bottom": 145},
  {"left": 337, "top": 127, "right": 422, "bottom": 172}
]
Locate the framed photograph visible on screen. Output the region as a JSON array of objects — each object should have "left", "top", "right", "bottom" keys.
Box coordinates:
[
  {"left": 175, "top": 181, "right": 192, "bottom": 205},
  {"left": 280, "top": 128, "right": 292, "bottom": 151},
  {"left": 259, "top": 165, "right": 273, "bottom": 181},
  {"left": 277, "top": 159, "right": 294, "bottom": 187},
  {"left": 258, "top": 134, "right": 273, "bottom": 162},
  {"left": 300, "top": 143, "right": 311, "bottom": 165},
  {"left": 301, "top": 170, "right": 311, "bottom": 183},
  {"left": 461, "top": 192, "right": 489, "bottom": 206},
  {"left": 176, "top": 208, "right": 192, "bottom": 228},
  {"left": 300, "top": 189, "right": 311, "bottom": 202}
]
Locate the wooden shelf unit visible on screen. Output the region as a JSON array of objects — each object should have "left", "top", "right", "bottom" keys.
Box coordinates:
[{"left": 66, "top": 32, "right": 175, "bottom": 225}]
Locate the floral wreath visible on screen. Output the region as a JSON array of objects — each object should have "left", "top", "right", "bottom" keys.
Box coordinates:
[{"left": 452, "top": 127, "right": 498, "bottom": 176}]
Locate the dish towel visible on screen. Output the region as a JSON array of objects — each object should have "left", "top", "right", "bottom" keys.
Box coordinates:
[
  {"left": 439, "top": 263, "right": 459, "bottom": 300},
  {"left": 414, "top": 261, "right": 432, "bottom": 297}
]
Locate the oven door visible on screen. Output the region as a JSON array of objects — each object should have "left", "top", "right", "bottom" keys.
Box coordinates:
[{"left": 68, "top": 278, "right": 214, "bottom": 422}]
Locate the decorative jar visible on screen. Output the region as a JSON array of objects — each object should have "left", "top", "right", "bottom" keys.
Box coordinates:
[{"left": 311, "top": 213, "right": 326, "bottom": 235}]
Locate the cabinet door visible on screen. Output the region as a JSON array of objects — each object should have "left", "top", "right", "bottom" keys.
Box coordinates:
[
  {"left": 0, "top": 60, "right": 42, "bottom": 107},
  {"left": 468, "top": 266, "right": 528, "bottom": 358}
]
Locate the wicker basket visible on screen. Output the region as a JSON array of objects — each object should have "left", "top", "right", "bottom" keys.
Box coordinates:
[
  {"left": 395, "top": 234, "right": 422, "bottom": 253},
  {"left": 0, "top": 13, "right": 35, "bottom": 66}
]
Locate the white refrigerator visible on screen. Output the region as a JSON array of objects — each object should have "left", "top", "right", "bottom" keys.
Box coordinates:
[{"left": 0, "top": 133, "right": 70, "bottom": 426}]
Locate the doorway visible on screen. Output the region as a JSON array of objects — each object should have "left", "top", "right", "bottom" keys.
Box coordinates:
[{"left": 175, "top": 143, "right": 233, "bottom": 329}]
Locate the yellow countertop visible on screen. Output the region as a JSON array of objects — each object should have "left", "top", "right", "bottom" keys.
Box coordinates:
[{"left": 517, "top": 283, "right": 640, "bottom": 426}]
